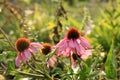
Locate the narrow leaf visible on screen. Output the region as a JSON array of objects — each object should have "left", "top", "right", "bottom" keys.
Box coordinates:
[
  {"left": 45, "top": 48, "right": 58, "bottom": 61},
  {"left": 105, "top": 40, "right": 116, "bottom": 79}
]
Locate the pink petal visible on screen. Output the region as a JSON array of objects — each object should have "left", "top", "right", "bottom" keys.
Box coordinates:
[
  {"left": 47, "top": 59, "right": 53, "bottom": 67},
  {"left": 56, "top": 51, "right": 62, "bottom": 56},
  {"left": 71, "top": 57, "right": 76, "bottom": 68},
  {"left": 74, "top": 40, "right": 85, "bottom": 55},
  {"left": 56, "top": 38, "right": 67, "bottom": 47},
  {"left": 62, "top": 50, "right": 69, "bottom": 57},
  {"left": 79, "top": 37, "right": 91, "bottom": 49},
  {"left": 51, "top": 46, "right": 56, "bottom": 51},
  {"left": 24, "top": 50, "right": 31, "bottom": 59},
  {"left": 81, "top": 50, "right": 92, "bottom": 59},
  {"left": 21, "top": 52, "right": 27, "bottom": 63},
  {"left": 15, "top": 53, "right": 21, "bottom": 67},
  {"left": 29, "top": 47, "right": 38, "bottom": 53},
  {"left": 51, "top": 55, "right": 57, "bottom": 62},
  {"left": 69, "top": 39, "right": 75, "bottom": 48},
  {"left": 30, "top": 42, "right": 43, "bottom": 49},
  {"left": 47, "top": 56, "right": 57, "bottom": 67},
  {"left": 58, "top": 40, "right": 68, "bottom": 51},
  {"left": 56, "top": 39, "right": 68, "bottom": 56},
  {"left": 64, "top": 47, "right": 71, "bottom": 57},
  {"left": 76, "top": 39, "right": 81, "bottom": 44}
]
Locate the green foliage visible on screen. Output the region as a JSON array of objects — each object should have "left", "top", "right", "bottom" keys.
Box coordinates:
[
  {"left": 105, "top": 40, "right": 116, "bottom": 79},
  {"left": 0, "top": 0, "right": 119, "bottom": 80},
  {"left": 45, "top": 48, "right": 58, "bottom": 61}
]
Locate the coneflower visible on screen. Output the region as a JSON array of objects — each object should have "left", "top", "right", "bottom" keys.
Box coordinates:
[
  {"left": 15, "top": 38, "right": 43, "bottom": 67},
  {"left": 56, "top": 27, "right": 92, "bottom": 68},
  {"left": 42, "top": 43, "right": 57, "bottom": 67}
]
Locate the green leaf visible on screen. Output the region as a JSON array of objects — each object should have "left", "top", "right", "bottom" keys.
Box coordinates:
[
  {"left": 24, "top": 0, "right": 31, "bottom": 5},
  {"left": 69, "top": 17, "right": 82, "bottom": 30},
  {"left": 13, "top": 75, "right": 23, "bottom": 80},
  {"left": 77, "top": 58, "right": 90, "bottom": 80},
  {"left": 105, "top": 40, "right": 116, "bottom": 79},
  {"left": 61, "top": 74, "right": 72, "bottom": 80},
  {"left": 88, "top": 71, "right": 100, "bottom": 78},
  {"left": 45, "top": 48, "right": 58, "bottom": 61},
  {"left": 6, "top": 60, "right": 15, "bottom": 75},
  {"left": 0, "top": 52, "right": 7, "bottom": 61},
  {"left": 6, "top": 51, "right": 16, "bottom": 58}
]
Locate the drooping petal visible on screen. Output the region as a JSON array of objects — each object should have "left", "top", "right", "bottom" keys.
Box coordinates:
[
  {"left": 76, "top": 38, "right": 81, "bottom": 44},
  {"left": 69, "top": 39, "right": 75, "bottom": 48},
  {"left": 47, "top": 55, "right": 57, "bottom": 67},
  {"left": 56, "top": 38, "right": 67, "bottom": 47},
  {"left": 81, "top": 50, "right": 92, "bottom": 59},
  {"left": 30, "top": 42, "right": 43, "bottom": 49},
  {"left": 15, "top": 53, "right": 21, "bottom": 67},
  {"left": 62, "top": 50, "right": 69, "bottom": 57},
  {"left": 72, "top": 60, "right": 76, "bottom": 68},
  {"left": 56, "top": 51, "right": 62, "bottom": 56},
  {"left": 56, "top": 39, "right": 69, "bottom": 56},
  {"left": 24, "top": 50, "right": 31, "bottom": 59},
  {"left": 79, "top": 37, "right": 91, "bottom": 49},
  {"left": 29, "top": 47, "right": 38, "bottom": 53},
  {"left": 74, "top": 40, "right": 85, "bottom": 55},
  {"left": 59, "top": 40, "right": 68, "bottom": 51},
  {"left": 71, "top": 55, "right": 76, "bottom": 68},
  {"left": 51, "top": 55, "right": 57, "bottom": 62},
  {"left": 47, "top": 59, "right": 53, "bottom": 67},
  {"left": 21, "top": 52, "right": 27, "bottom": 63}
]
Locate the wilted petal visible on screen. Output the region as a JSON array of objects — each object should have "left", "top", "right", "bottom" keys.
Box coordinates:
[
  {"left": 79, "top": 37, "right": 91, "bottom": 49},
  {"left": 15, "top": 53, "right": 21, "bottom": 67}
]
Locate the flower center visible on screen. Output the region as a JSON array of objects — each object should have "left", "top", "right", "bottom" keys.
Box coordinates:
[
  {"left": 42, "top": 43, "right": 51, "bottom": 55},
  {"left": 15, "top": 38, "right": 30, "bottom": 52},
  {"left": 66, "top": 27, "right": 80, "bottom": 40}
]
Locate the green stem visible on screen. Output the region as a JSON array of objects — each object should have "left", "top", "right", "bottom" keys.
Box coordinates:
[
  {"left": 0, "top": 27, "right": 17, "bottom": 52},
  {"left": 15, "top": 71, "right": 44, "bottom": 78},
  {"left": 27, "top": 62, "right": 52, "bottom": 80},
  {"left": 27, "top": 62, "right": 44, "bottom": 74}
]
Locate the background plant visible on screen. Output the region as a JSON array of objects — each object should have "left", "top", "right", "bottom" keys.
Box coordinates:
[{"left": 0, "top": 0, "right": 119, "bottom": 80}]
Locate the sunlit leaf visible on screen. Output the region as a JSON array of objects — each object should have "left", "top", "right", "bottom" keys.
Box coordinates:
[{"left": 105, "top": 40, "right": 116, "bottom": 79}]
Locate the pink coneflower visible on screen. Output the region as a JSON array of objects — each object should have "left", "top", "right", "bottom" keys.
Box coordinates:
[
  {"left": 15, "top": 38, "right": 43, "bottom": 67},
  {"left": 56, "top": 27, "right": 92, "bottom": 68},
  {"left": 42, "top": 43, "right": 57, "bottom": 67}
]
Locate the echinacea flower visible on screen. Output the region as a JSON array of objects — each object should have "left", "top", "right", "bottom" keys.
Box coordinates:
[
  {"left": 15, "top": 38, "right": 43, "bottom": 67},
  {"left": 42, "top": 43, "right": 57, "bottom": 67},
  {"left": 56, "top": 27, "right": 92, "bottom": 68}
]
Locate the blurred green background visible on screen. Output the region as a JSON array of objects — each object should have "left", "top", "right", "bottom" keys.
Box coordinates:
[{"left": 0, "top": 0, "right": 120, "bottom": 80}]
